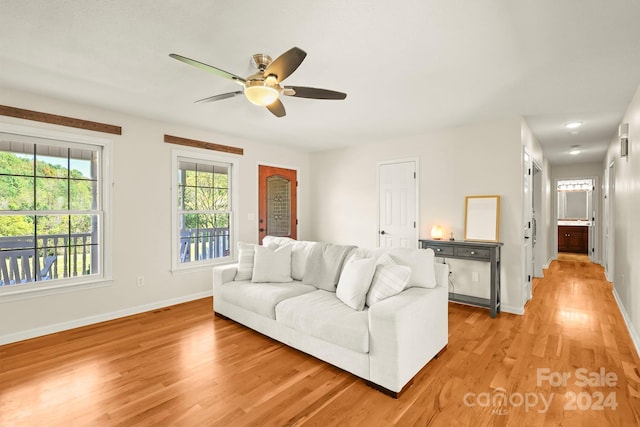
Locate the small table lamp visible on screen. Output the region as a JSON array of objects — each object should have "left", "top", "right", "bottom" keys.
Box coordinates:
[{"left": 431, "top": 225, "right": 443, "bottom": 240}]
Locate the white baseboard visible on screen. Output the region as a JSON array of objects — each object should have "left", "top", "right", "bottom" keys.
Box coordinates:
[
  {"left": 612, "top": 288, "right": 640, "bottom": 359},
  {"left": 0, "top": 290, "right": 213, "bottom": 346}
]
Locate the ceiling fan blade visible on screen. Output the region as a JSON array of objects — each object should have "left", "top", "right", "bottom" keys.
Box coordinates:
[
  {"left": 263, "top": 47, "right": 307, "bottom": 83},
  {"left": 169, "top": 53, "right": 246, "bottom": 84},
  {"left": 266, "top": 99, "right": 286, "bottom": 117},
  {"left": 283, "top": 86, "right": 347, "bottom": 100},
  {"left": 195, "top": 91, "right": 243, "bottom": 104}
]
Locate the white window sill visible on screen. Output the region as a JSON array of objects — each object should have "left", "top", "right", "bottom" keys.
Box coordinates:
[
  {"left": 171, "top": 259, "right": 236, "bottom": 276},
  {"left": 0, "top": 277, "right": 113, "bottom": 302}
]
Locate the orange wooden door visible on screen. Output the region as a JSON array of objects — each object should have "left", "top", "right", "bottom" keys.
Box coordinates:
[{"left": 258, "top": 165, "right": 297, "bottom": 244}]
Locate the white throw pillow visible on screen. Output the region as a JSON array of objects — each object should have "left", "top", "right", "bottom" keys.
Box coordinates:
[
  {"left": 290, "top": 241, "right": 316, "bottom": 281},
  {"left": 251, "top": 244, "right": 293, "bottom": 283},
  {"left": 366, "top": 253, "right": 411, "bottom": 306},
  {"left": 388, "top": 248, "right": 437, "bottom": 288},
  {"left": 336, "top": 256, "right": 376, "bottom": 311},
  {"left": 235, "top": 242, "right": 256, "bottom": 281}
]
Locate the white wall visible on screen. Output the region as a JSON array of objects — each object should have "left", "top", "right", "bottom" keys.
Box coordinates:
[
  {"left": 0, "top": 89, "right": 561, "bottom": 340},
  {"left": 0, "top": 87, "right": 311, "bottom": 344},
  {"left": 308, "top": 118, "right": 529, "bottom": 314},
  {"left": 603, "top": 83, "right": 640, "bottom": 355}
]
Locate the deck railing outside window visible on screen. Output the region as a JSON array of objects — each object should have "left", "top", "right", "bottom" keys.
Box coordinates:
[
  {"left": 0, "top": 232, "right": 95, "bottom": 286},
  {"left": 179, "top": 227, "right": 230, "bottom": 263}
]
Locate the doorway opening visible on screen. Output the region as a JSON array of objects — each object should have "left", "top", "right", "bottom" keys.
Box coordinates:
[{"left": 556, "top": 178, "right": 594, "bottom": 257}]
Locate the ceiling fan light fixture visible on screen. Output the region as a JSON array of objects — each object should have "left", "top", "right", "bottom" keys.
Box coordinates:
[
  {"left": 244, "top": 81, "right": 280, "bottom": 106},
  {"left": 171, "top": 47, "right": 346, "bottom": 118}
]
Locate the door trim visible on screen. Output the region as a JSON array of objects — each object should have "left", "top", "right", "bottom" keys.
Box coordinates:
[
  {"left": 376, "top": 158, "right": 420, "bottom": 248},
  {"left": 523, "top": 149, "right": 533, "bottom": 304},
  {"left": 605, "top": 161, "right": 615, "bottom": 281},
  {"left": 257, "top": 162, "right": 300, "bottom": 243},
  {"left": 553, "top": 175, "right": 599, "bottom": 261},
  {"left": 531, "top": 160, "right": 543, "bottom": 278}
]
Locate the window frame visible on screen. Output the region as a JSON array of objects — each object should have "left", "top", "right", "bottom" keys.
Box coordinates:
[
  {"left": 171, "top": 149, "right": 238, "bottom": 273},
  {"left": 0, "top": 123, "right": 113, "bottom": 300}
]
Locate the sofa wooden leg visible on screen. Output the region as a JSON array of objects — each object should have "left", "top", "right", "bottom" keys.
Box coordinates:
[
  {"left": 364, "top": 380, "right": 404, "bottom": 398},
  {"left": 365, "top": 378, "right": 416, "bottom": 398}
]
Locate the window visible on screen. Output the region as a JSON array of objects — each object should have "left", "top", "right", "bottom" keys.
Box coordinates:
[
  {"left": 0, "top": 126, "right": 110, "bottom": 294},
  {"left": 172, "top": 151, "right": 236, "bottom": 270}
]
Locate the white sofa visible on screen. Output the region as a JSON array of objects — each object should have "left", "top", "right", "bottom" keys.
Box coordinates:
[{"left": 212, "top": 237, "right": 449, "bottom": 397}]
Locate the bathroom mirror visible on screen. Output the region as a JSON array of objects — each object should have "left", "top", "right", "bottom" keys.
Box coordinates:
[
  {"left": 558, "top": 190, "right": 589, "bottom": 220},
  {"left": 464, "top": 195, "right": 501, "bottom": 242}
]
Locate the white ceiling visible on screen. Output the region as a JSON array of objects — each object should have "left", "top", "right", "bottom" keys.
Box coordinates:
[{"left": 2, "top": 1, "right": 640, "bottom": 165}]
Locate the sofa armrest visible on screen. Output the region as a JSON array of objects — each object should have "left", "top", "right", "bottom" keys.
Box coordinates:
[
  {"left": 434, "top": 262, "right": 449, "bottom": 288},
  {"left": 368, "top": 286, "right": 448, "bottom": 393},
  {"left": 212, "top": 263, "right": 238, "bottom": 297}
]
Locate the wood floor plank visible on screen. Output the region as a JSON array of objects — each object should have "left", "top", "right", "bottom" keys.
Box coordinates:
[{"left": 1, "top": 258, "right": 639, "bottom": 426}]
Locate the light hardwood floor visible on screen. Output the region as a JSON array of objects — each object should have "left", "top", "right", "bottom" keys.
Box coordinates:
[{"left": 1, "top": 259, "right": 639, "bottom": 426}]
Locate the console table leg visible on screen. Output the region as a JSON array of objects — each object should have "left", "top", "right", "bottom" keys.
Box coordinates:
[{"left": 490, "top": 250, "right": 498, "bottom": 317}]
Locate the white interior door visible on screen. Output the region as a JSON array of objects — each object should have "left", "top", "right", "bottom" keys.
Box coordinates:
[{"left": 378, "top": 160, "right": 417, "bottom": 248}]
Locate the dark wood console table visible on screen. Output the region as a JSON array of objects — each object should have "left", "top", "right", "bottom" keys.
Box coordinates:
[{"left": 419, "top": 239, "right": 503, "bottom": 317}]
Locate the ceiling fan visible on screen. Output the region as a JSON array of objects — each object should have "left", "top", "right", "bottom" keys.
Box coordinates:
[{"left": 169, "top": 47, "right": 347, "bottom": 118}]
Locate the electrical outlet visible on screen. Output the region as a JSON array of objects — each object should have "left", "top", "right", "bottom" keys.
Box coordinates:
[
  {"left": 137, "top": 276, "right": 145, "bottom": 286},
  {"left": 472, "top": 272, "right": 479, "bottom": 282}
]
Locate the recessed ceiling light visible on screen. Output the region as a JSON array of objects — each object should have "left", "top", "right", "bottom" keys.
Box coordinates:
[
  {"left": 569, "top": 149, "right": 581, "bottom": 155},
  {"left": 565, "top": 121, "right": 583, "bottom": 129}
]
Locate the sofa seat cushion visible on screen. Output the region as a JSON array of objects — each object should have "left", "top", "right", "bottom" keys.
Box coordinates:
[
  {"left": 276, "top": 290, "right": 370, "bottom": 354},
  {"left": 219, "top": 281, "right": 316, "bottom": 319}
]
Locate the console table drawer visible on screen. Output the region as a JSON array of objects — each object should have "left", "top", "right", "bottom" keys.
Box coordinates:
[
  {"left": 429, "top": 245, "right": 454, "bottom": 256},
  {"left": 455, "top": 247, "right": 490, "bottom": 260},
  {"left": 423, "top": 245, "right": 453, "bottom": 256}
]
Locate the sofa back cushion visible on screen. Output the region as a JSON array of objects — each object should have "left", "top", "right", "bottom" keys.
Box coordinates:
[
  {"left": 302, "top": 243, "right": 357, "bottom": 292},
  {"left": 289, "top": 240, "right": 316, "bottom": 280},
  {"left": 345, "top": 247, "right": 386, "bottom": 263}
]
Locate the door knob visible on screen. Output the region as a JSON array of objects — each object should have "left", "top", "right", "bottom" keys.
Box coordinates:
[
  {"left": 259, "top": 228, "right": 265, "bottom": 232},
  {"left": 380, "top": 230, "right": 386, "bottom": 235}
]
